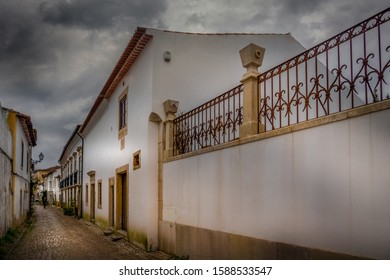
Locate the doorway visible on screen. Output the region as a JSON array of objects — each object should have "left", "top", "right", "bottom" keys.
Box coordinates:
[
  {"left": 90, "top": 182, "right": 95, "bottom": 222},
  {"left": 115, "top": 165, "right": 129, "bottom": 231},
  {"left": 19, "top": 189, "right": 22, "bottom": 219},
  {"left": 108, "top": 177, "right": 115, "bottom": 228},
  {"left": 87, "top": 171, "right": 96, "bottom": 223}
]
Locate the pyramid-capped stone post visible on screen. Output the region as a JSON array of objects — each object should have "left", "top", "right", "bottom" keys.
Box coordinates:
[
  {"left": 163, "top": 99, "right": 179, "bottom": 159},
  {"left": 239, "top": 43, "right": 266, "bottom": 138},
  {"left": 240, "top": 43, "right": 265, "bottom": 76},
  {"left": 163, "top": 99, "right": 179, "bottom": 117}
]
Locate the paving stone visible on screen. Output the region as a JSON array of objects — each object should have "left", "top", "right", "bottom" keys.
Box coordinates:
[
  {"left": 4, "top": 205, "right": 171, "bottom": 260},
  {"left": 103, "top": 230, "right": 114, "bottom": 236}
]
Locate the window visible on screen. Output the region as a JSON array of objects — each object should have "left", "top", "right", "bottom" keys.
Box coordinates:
[
  {"left": 98, "top": 180, "right": 102, "bottom": 209},
  {"left": 133, "top": 150, "right": 141, "bottom": 170},
  {"left": 119, "top": 95, "right": 127, "bottom": 130},
  {"left": 118, "top": 87, "right": 128, "bottom": 139},
  {"left": 27, "top": 149, "right": 30, "bottom": 173}
]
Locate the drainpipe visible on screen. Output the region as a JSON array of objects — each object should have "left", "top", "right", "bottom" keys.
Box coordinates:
[{"left": 76, "top": 130, "right": 84, "bottom": 220}]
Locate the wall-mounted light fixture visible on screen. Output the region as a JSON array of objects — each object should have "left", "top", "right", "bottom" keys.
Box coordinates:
[
  {"left": 163, "top": 51, "right": 171, "bottom": 62},
  {"left": 31, "top": 152, "right": 44, "bottom": 167}
]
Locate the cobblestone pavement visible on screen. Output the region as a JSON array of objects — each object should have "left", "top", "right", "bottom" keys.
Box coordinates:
[{"left": 5, "top": 205, "right": 171, "bottom": 260}]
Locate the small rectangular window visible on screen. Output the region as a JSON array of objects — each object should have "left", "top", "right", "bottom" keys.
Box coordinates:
[{"left": 133, "top": 150, "right": 141, "bottom": 170}]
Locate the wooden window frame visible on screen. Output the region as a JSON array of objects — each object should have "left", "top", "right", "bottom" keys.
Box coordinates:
[
  {"left": 133, "top": 150, "right": 141, "bottom": 170},
  {"left": 118, "top": 87, "right": 128, "bottom": 139}
]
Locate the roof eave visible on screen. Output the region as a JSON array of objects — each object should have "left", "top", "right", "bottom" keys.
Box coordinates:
[
  {"left": 80, "top": 27, "right": 153, "bottom": 134},
  {"left": 58, "top": 125, "right": 81, "bottom": 163}
]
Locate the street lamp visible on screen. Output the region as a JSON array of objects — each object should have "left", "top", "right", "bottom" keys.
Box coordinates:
[{"left": 32, "top": 152, "right": 44, "bottom": 165}]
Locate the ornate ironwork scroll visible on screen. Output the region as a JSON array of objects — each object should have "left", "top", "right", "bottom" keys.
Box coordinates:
[
  {"left": 259, "top": 8, "right": 390, "bottom": 131},
  {"left": 173, "top": 85, "right": 243, "bottom": 155}
]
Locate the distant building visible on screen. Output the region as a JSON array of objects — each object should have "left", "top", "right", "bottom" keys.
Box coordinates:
[
  {"left": 58, "top": 125, "right": 83, "bottom": 216},
  {"left": 42, "top": 166, "right": 61, "bottom": 206},
  {"left": 32, "top": 168, "right": 49, "bottom": 202}
]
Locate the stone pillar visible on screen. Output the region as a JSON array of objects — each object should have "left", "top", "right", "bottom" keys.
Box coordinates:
[
  {"left": 163, "top": 100, "right": 179, "bottom": 159},
  {"left": 239, "top": 43, "right": 266, "bottom": 138}
]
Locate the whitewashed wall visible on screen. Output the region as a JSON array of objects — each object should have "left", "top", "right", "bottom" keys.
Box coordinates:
[
  {"left": 82, "top": 42, "right": 159, "bottom": 248},
  {"left": 13, "top": 117, "right": 31, "bottom": 224},
  {"left": 0, "top": 103, "right": 12, "bottom": 237},
  {"left": 163, "top": 108, "right": 390, "bottom": 259}
]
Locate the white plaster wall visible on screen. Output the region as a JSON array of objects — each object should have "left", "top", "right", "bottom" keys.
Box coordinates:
[
  {"left": 14, "top": 119, "right": 30, "bottom": 179},
  {"left": 163, "top": 108, "right": 390, "bottom": 259},
  {"left": 0, "top": 104, "right": 12, "bottom": 156},
  {"left": 13, "top": 118, "right": 31, "bottom": 223},
  {"left": 13, "top": 176, "right": 29, "bottom": 223},
  {"left": 0, "top": 104, "right": 12, "bottom": 237},
  {"left": 148, "top": 30, "right": 307, "bottom": 117},
  {"left": 82, "top": 42, "right": 159, "bottom": 248}
]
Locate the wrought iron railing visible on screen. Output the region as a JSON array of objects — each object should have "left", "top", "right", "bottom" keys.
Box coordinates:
[
  {"left": 73, "top": 171, "right": 78, "bottom": 185},
  {"left": 259, "top": 8, "right": 390, "bottom": 131},
  {"left": 173, "top": 85, "right": 243, "bottom": 155},
  {"left": 172, "top": 8, "right": 389, "bottom": 155},
  {"left": 60, "top": 171, "right": 80, "bottom": 188}
]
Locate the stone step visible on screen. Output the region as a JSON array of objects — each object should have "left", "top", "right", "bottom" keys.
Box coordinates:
[
  {"left": 109, "top": 235, "right": 124, "bottom": 242},
  {"left": 103, "top": 230, "right": 114, "bottom": 236}
]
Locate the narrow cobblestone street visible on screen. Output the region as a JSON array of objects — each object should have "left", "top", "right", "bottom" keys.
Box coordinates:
[{"left": 4, "top": 204, "right": 171, "bottom": 260}]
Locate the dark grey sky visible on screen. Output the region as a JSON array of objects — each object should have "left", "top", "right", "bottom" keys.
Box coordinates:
[{"left": 0, "top": 0, "right": 388, "bottom": 168}]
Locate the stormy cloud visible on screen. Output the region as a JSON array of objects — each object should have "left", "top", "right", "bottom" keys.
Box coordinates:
[{"left": 38, "top": 0, "right": 167, "bottom": 30}]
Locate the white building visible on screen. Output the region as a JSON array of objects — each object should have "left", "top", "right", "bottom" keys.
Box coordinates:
[
  {"left": 42, "top": 166, "right": 61, "bottom": 207},
  {"left": 3, "top": 107, "right": 37, "bottom": 228},
  {"left": 79, "top": 27, "right": 307, "bottom": 251}
]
